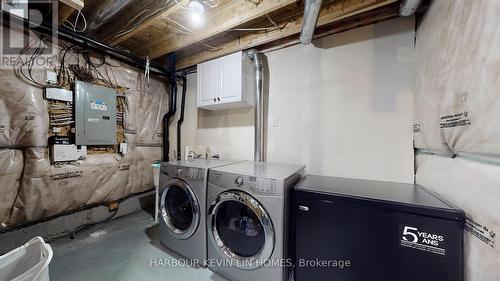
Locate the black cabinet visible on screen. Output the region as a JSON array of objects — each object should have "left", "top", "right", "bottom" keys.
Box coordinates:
[{"left": 292, "top": 176, "right": 464, "bottom": 281}]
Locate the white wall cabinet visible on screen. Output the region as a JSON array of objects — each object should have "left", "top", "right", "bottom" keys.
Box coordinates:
[{"left": 197, "top": 51, "right": 254, "bottom": 110}]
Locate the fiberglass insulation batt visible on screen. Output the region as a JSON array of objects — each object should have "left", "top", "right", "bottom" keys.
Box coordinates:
[
  {"left": 0, "top": 149, "right": 23, "bottom": 227},
  {"left": 414, "top": 0, "right": 500, "bottom": 156},
  {"left": 416, "top": 154, "right": 500, "bottom": 281},
  {"left": 0, "top": 25, "right": 168, "bottom": 227},
  {"left": 9, "top": 146, "right": 161, "bottom": 227},
  {"left": 108, "top": 64, "right": 169, "bottom": 145},
  {"left": 0, "top": 26, "right": 49, "bottom": 148},
  {"left": 0, "top": 68, "right": 48, "bottom": 149}
]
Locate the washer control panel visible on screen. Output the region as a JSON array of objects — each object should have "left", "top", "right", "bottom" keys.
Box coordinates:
[
  {"left": 162, "top": 165, "right": 205, "bottom": 181},
  {"left": 187, "top": 167, "right": 205, "bottom": 181}
]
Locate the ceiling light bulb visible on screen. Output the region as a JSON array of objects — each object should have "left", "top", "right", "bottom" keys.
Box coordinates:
[
  {"left": 189, "top": 0, "right": 205, "bottom": 14},
  {"left": 191, "top": 13, "right": 202, "bottom": 23},
  {"left": 189, "top": 0, "right": 205, "bottom": 25}
]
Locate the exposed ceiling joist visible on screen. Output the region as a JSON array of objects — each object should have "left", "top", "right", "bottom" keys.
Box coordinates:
[
  {"left": 259, "top": 3, "right": 399, "bottom": 52},
  {"left": 58, "top": 3, "right": 76, "bottom": 23},
  {"left": 176, "top": 0, "right": 398, "bottom": 69},
  {"left": 58, "top": 0, "right": 85, "bottom": 24},
  {"left": 135, "top": 0, "right": 299, "bottom": 59},
  {"left": 108, "top": 0, "right": 188, "bottom": 46},
  {"left": 59, "top": 0, "right": 84, "bottom": 11}
]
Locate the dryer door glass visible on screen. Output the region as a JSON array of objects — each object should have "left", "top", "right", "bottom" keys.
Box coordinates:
[
  {"left": 209, "top": 191, "right": 275, "bottom": 269},
  {"left": 216, "top": 200, "right": 265, "bottom": 257},
  {"left": 161, "top": 178, "right": 200, "bottom": 240}
]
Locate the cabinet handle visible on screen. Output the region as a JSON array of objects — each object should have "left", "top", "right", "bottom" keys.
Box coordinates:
[
  {"left": 217, "top": 97, "right": 220, "bottom": 102},
  {"left": 298, "top": 206, "right": 309, "bottom": 211}
]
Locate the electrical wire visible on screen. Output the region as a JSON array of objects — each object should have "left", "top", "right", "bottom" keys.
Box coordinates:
[
  {"left": 63, "top": 10, "right": 87, "bottom": 33},
  {"left": 165, "top": 16, "right": 194, "bottom": 33},
  {"left": 174, "top": 0, "right": 188, "bottom": 9},
  {"left": 49, "top": 102, "right": 74, "bottom": 126},
  {"left": 16, "top": 35, "right": 71, "bottom": 89},
  {"left": 110, "top": 0, "right": 222, "bottom": 41},
  {"left": 203, "top": 0, "right": 221, "bottom": 8},
  {"left": 265, "top": 14, "right": 280, "bottom": 30},
  {"left": 109, "top": 0, "right": 174, "bottom": 40},
  {"left": 244, "top": 0, "right": 264, "bottom": 5},
  {"left": 201, "top": 42, "right": 222, "bottom": 51},
  {"left": 163, "top": 22, "right": 193, "bottom": 35},
  {"left": 230, "top": 15, "right": 291, "bottom": 32}
]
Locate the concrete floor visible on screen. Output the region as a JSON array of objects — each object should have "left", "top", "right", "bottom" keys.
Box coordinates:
[{"left": 49, "top": 210, "right": 228, "bottom": 281}]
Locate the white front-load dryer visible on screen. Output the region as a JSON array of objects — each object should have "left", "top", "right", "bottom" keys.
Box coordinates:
[
  {"left": 206, "top": 161, "right": 305, "bottom": 281},
  {"left": 159, "top": 159, "right": 242, "bottom": 264}
]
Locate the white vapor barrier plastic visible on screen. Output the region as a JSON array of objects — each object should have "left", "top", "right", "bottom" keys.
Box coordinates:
[
  {"left": 0, "top": 149, "right": 23, "bottom": 227},
  {"left": 414, "top": 0, "right": 500, "bottom": 156},
  {"left": 0, "top": 26, "right": 49, "bottom": 148},
  {"left": 0, "top": 237, "right": 52, "bottom": 281},
  {"left": 109, "top": 63, "right": 168, "bottom": 145},
  {"left": 0, "top": 72, "right": 48, "bottom": 148},
  {"left": 416, "top": 154, "right": 500, "bottom": 281},
  {"left": 9, "top": 147, "right": 160, "bottom": 227}
]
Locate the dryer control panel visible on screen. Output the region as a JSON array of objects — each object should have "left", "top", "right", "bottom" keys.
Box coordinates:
[
  {"left": 247, "top": 176, "right": 277, "bottom": 194},
  {"left": 211, "top": 172, "right": 281, "bottom": 195},
  {"left": 161, "top": 165, "right": 206, "bottom": 182}
]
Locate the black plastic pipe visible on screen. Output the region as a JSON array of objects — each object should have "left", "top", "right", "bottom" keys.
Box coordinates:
[
  {"left": 1, "top": 10, "right": 171, "bottom": 77},
  {"left": 176, "top": 76, "right": 187, "bottom": 161},
  {"left": 163, "top": 75, "right": 178, "bottom": 161}
]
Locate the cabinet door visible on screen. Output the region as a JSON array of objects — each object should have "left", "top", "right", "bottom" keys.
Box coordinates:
[
  {"left": 197, "top": 60, "right": 218, "bottom": 107},
  {"left": 218, "top": 51, "right": 242, "bottom": 103}
]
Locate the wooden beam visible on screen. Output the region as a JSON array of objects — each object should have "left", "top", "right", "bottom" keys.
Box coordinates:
[
  {"left": 59, "top": 0, "right": 84, "bottom": 11},
  {"left": 136, "top": 0, "right": 298, "bottom": 58},
  {"left": 58, "top": 0, "right": 85, "bottom": 24},
  {"left": 258, "top": 3, "right": 399, "bottom": 53},
  {"left": 176, "top": 0, "right": 398, "bottom": 69},
  {"left": 58, "top": 2, "right": 76, "bottom": 24},
  {"left": 108, "top": 0, "right": 187, "bottom": 46}
]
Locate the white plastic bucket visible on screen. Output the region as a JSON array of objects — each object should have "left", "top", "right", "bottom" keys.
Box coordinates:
[
  {"left": 151, "top": 163, "right": 161, "bottom": 223},
  {"left": 0, "top": 237, "right": 53, "bottom": 281},
  {"left": 151, "top": 162, "right": 160, "bottom": 189}
]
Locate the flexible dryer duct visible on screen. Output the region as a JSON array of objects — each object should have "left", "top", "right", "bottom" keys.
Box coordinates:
[{"left": 247, "top": 49, "right": 265, "bottom": 162}]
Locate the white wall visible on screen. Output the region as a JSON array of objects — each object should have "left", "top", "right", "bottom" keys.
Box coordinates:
[{"left": 170, "top": 17, "right": 416, "bottom": 184}]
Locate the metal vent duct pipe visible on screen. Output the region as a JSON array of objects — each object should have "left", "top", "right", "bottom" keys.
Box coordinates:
[
  {"left": 247, "top": 49, "right": 265, "bottom": 162},
  {"left": 300, "top": 0, "right": 323, "bottom": 44},
  {"left": 86, "top": 0, "right": 134, "bottom": 32},
  {"left": 399, "top": 0, "right": 423, "bottom": 16}
]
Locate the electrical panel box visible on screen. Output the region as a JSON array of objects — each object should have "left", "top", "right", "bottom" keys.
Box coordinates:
[{"left": 75, "top": 81, "right": 117, "bottom": 145}]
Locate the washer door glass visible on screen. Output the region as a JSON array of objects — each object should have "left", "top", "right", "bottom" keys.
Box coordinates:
[
  {"left": 216, "top": 201, "right": 265, "bottom": 257},
  {"left": 209, "top": 191, "right": 275, "bottom": 269},
  {"left": 161, "top": 178, "right": 200, "bottom": 239},
  {"left": 166, "top": 186, "right": 193, "bottom": 230}
]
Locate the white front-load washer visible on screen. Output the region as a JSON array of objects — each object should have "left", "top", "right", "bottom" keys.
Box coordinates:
[
  {"left": 206, "top": 161, "right": 305, "bottom": 281},
  {"left": 159, "top": 159, "right": 242, "bottom": 264}
]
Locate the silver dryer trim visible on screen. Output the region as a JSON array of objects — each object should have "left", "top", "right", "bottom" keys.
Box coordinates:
[{"left": 208, "top": 190, "right": 275, "bottom": 270}]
